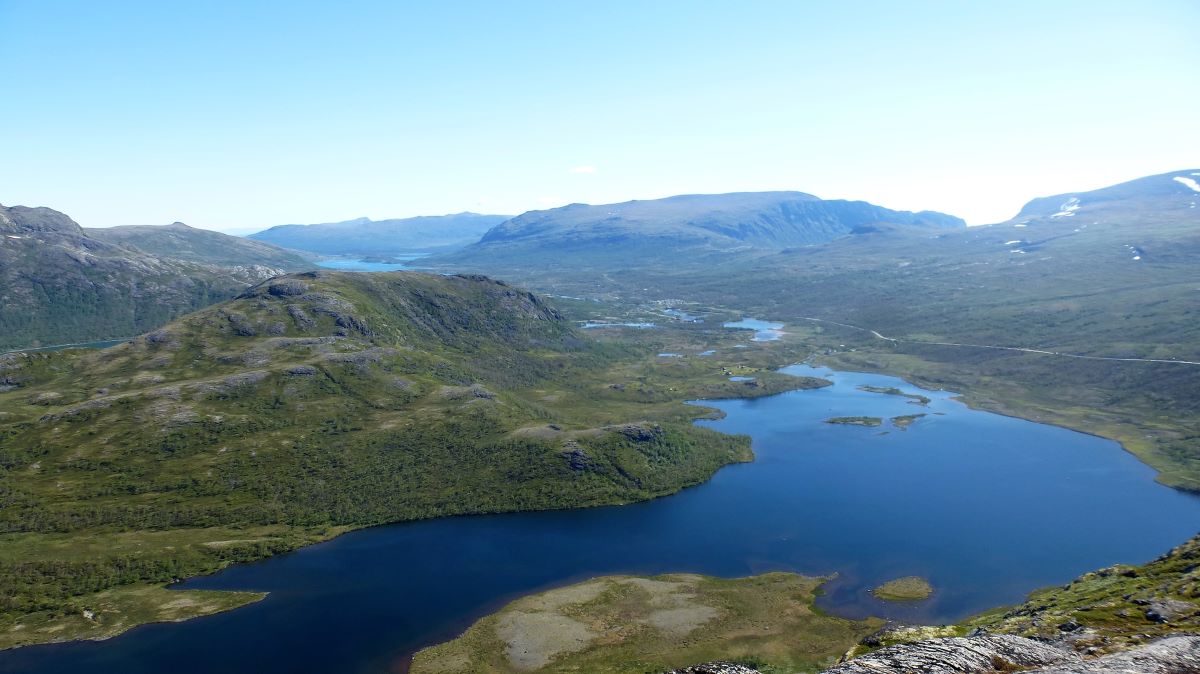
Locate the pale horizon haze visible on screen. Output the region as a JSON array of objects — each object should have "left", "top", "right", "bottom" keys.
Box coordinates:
[{"left": 1, "top": 1, "right": 1197, "bottom": 233}]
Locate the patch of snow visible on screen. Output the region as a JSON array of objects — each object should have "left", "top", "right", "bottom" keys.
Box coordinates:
[
  {"left": 1174, "top": 176, "right": 1200, "bottom": 193},
  {"left": 1133, "top": 256, "right": 1141, "bottom": 261},
  {"left": 1009, "top": 249, "right": 1026, "bottom": 254},
  {"left": 5, "top": 235, "right": 23, "bottom": 239},
  {"left": 1004, "top": 240, "right": 1022, "bottom": 245},
  {"left": 1014, "top": 223, "right": 1027, "bottom": 228},
  {"left": 1051, "top": 197, "right": 1081, "bottom": 217}
]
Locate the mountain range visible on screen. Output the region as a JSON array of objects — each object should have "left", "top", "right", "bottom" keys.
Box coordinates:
[
  {"left": 1, "top": 169, "right": 1199, "bottom": 659},
  {"left": 422, "top": 169, "right": 1200, "bottom": 491},
  {"left": 86, "top": 222, "right": 313, "bottom": 269},
  {"left": 434, "top": 192, "right": 964, "bottom": 268},
  {"left": 247, "top": 212, "right": 510, "bottom": 256}
]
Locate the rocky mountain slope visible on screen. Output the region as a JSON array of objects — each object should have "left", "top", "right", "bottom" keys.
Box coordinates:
[
  {"left": 0, "top": 205, "right": 301, "bottom": 351},
  {"left": 431, "top": 192, "right": 964, "bottom": 268},
  {"left": 248, "top": 212, "right": 510, "bottom": 255},
  {"left": 87, "top": 221, "right": 314, "bottom": 270}
]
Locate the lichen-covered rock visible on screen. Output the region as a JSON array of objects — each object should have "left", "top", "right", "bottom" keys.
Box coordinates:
[
  {"left": 824, "top": 635, "right": 1079, "bottom": 673},
  {"left": 826, "top": 635, "right": 1200, "bottom": 674},
  {"left": 1052, "top": 635, "right": 1200, "bottom": 673}
]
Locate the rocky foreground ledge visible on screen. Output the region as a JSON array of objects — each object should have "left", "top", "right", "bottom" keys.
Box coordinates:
[{"left": 666, "top": 634, "right": 1200, "bottom": 674}]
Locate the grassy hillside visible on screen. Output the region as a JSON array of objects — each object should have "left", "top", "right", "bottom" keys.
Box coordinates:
[
  {"left": 0, "top": 270, "right": 826, "bottom": 649},
  {"left": 963, "top": 533, "right": 1200, "bottom": 654}
]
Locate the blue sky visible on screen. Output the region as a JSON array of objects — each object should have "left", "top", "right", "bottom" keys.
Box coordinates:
[{"left": 1, "top": 1, "right": 1197, "bottom": 232}]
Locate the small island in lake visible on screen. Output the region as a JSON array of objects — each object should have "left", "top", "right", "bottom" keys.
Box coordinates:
[
  {"left": 890, "top": 413, "right": 927, "bottom": 429},
  {"left": 871, "top": 576, "right": 934, "bottom": 601},
  {"left": 857, "top": 385, "right": 931, "bottom": 406},
  {"left": 825, "top": 416, "right": 883, "bottom": 427}
]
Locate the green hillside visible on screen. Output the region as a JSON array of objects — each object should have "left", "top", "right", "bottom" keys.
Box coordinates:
[{"left": 0, "top": 270, "right": 824, "bottom": 648}]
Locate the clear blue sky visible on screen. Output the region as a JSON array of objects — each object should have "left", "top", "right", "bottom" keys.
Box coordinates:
[{"left": 1, "top": 0, "right": 1197, "bottom": 232}]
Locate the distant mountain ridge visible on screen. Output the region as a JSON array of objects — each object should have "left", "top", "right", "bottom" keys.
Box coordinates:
[
  {"left": 87, "top": 221, "right": 313, "bottom": 270},
  {"left": 434, "top": 191, "right": 964, "bottom": 268},
  {"left": 1011, "top": 169, "right": 1200, "bottom": 223},
  {"left": 248, "top": 212, "right": 511, "bottom": 255}
]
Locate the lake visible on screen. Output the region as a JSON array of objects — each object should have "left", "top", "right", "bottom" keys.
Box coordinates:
[
  {"left": 315, "top": 255, "right": 426, "bottom": 272},
  {"left": 4, "top": 365, "right": 1198, "bottom": 673},
  {"left": 723, "top": 317, "right": 785, "bottom": 341}
]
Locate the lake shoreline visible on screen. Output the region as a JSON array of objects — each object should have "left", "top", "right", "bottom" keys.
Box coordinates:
[{"left": 5, "top": 364, "right": 1198, "bottom": 672}]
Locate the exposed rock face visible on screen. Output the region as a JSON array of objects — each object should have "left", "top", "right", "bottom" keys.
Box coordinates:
[
  {"left": 668, "top": 635, "right": 1200, "bottom": 674},
  {"left": 823, "top": 635, "right": 1078, "bottom": 673},
  {"left": 1062, "top": 636, "right": 1200, "bottom": 674},
  {"left": 0, "top": 204, "right": 84, "bottom": 235}
]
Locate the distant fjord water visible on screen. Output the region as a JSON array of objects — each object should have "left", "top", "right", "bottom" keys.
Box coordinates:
[{"left": 3, "top": 365, "right": 1197, "bottom": 673}]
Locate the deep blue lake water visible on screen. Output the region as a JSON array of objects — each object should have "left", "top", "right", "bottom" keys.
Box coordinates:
[{"left": 4, "top": 365, "right": 1198, "bottom": 674}]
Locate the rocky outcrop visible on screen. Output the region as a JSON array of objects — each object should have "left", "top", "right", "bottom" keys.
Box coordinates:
[
  {"left": 668, "top": 635, "right": 1200, "bottom": 674},
  {"left": 824, "top": 635, "right": 1078, "bottom": 673},
  {"left": 664, "top": 664, "right": 760, "bottom": 674}
]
